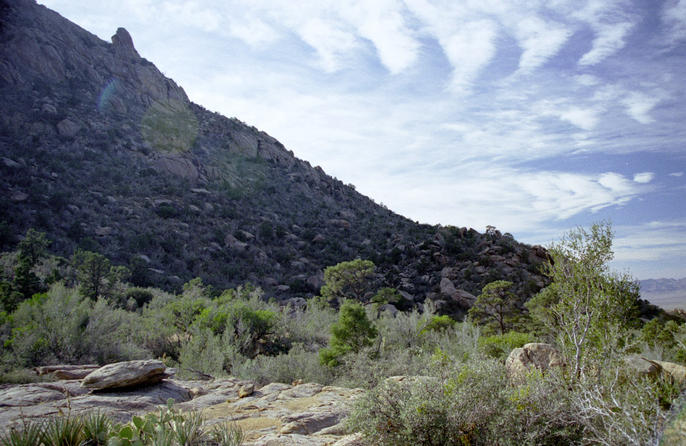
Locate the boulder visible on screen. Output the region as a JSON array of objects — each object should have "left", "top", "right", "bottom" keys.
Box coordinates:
[
  {"left": 35, "top": 364, "right": 100, "bottom": 380},
  {"left": 623, "top": 355, "right": 661, "bottom": 378},
  {"left": 56, "top": 118, "right": 81, "bottom": 137},
  {"left": 506, "top": 343, "right": 564, "bottom": 383},
  {"left": 81, "top": 359, "right": 167, "bottom": 391},
  {"left": 656, "top": 360, "right": 686, "bottom": 385}
]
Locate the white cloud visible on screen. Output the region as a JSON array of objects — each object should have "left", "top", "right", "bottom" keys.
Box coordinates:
[
  {"left": 622, "top": 92, "right": 661, "bottom": 124},
  {"left": 570, "top": 0, "right": 637, "bottom": 66},
  {"left": 575, "top": 74, "right": 601, "bottom": 86},
  {"left": 669, "top": 172, "right": 684, "bottom": 177},
  {"left": 633, "top": 172, "right": 654, "bottom": 183},
  {"left": 354, "top": 167, "right": 647, "bottom": 234},
  {"left": 513, "top": 16, "right": 572, "bottom": 72},
  {"left": 298, "top": 18, "right": 359, "bottom": 72},
  {"left": 662, "top": 0, "right": 686, "bottom": 45},
  {"left": 612, "top": 220, "right": 686, "bottom": 278},
  {"left": 579, "top": 21, "right": 634, "bottom": 65},
  {"left": 228, "top": 18, "right": 279, "bottom": 47},
  {"left": 340, "top": 0, "right": 420, "bottom": 74},
  {"left": 534, "top": 100, "right": 601, "bottom": 130}
]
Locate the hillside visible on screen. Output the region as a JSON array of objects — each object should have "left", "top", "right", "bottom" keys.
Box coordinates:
[{"left": 0, "top": 0, "right": 549, "bottom": 314}]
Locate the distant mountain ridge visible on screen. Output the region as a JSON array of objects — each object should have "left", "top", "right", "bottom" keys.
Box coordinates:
[
  {"left": 639, "top": 278, "right": 686, "bottom": 310},
  {"left": 640, "top": 278, "right": 686, "bottom": 293},
  {"left": 0, "top": 0, "right": 549, "bottom": 316}
]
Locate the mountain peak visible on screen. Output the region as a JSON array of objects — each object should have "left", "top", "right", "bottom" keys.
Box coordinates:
[{"left": 112, "top": 27, "right": 139, "bottom": 60}]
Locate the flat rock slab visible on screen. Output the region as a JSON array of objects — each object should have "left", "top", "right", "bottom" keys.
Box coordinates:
[
  {"left": 0, "top": 376, "right": 364, "bottom": 445},
  {"left": 81, "top": 359, "right": 166, "bottom": 390},
  {"left": 195, "top": 381, "right": 364, "bottom": 445},
  {"left": 35, "top": 364, "right": 100, "bottom": 380}
]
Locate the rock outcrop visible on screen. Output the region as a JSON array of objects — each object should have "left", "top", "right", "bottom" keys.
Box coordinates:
[
  {"left": 0, "top": 369, "right": 363, "bottom": 445},
  {"left": 81, "top": 359, "right": 167, "bottom": 390},
  {"left": 35, "top": 364, "right": 100, "bottom": 380},
  {"left": 506, "top": 343, "right": 565, "bottom": 383}
]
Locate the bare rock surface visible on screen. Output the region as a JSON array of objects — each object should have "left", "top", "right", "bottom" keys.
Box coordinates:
[
  {"left": 81, "top": 359, "right": 167, "bottom": 390},
  {"left": 506, "top": 343, "right": 565, "bottom": 382},
  {"left": 35, "top": 364, "right": 100, "bottom": 379},
  {"left": 0, "top": 367, "right": 364, "bottom": 445}
]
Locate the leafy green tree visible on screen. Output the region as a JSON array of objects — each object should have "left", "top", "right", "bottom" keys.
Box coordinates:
[
  {"left": 319, "top": 301, "right": 377, "bottom": 367},
  {"left": 527, "top": 222, "right": 639, "bottom": 378},
  {"left": 468, "top": 280, "right": 517, "bottom": 335},
  {"left": 0, "top": 229, "right": 51, "bottom": 311},
  {"left": 71, "top": 250, "right": 129, "bottom": 300},
  {"left": 320, "top": 259, "right": 376, "bottom": 304},
  {"left": 17, "top": 229, "right": 50, "bottom": 266}
]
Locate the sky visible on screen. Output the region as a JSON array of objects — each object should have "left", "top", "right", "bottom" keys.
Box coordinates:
[{"left": 40, "top": 0, "right": 686, "bottom": 280}]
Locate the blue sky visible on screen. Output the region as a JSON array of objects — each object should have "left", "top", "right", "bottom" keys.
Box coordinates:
[{"left": 41, "top": 0, "right": 686, "bottom": 280}]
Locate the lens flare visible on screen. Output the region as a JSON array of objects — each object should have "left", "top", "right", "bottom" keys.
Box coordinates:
[{"left": 97, "top": 79, "right": 118, "bottom": 112}]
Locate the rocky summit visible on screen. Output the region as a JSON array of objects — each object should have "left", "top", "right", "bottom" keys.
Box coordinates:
[{"left": 0, "top": 0, "right": 548, "bottom": 312}]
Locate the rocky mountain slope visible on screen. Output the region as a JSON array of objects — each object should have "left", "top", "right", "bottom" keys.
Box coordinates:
[{"left": 0, "top": 0, "right": 549, "bottom": 313}]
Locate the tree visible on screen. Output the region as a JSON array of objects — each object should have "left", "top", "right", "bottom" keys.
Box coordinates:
[
  {"left": 526, "top": 222, "right": 639, "bottom": 378},
  {"left": 1, "top": 229, "right": 50, "bottom": 311},
  {"left": 71, "top": 250, "right": 129, "bottom": 300},
  {"left": 320, "top": 259, "right": 376, "bottom": 304},
  {"left": 319, "top": 300, "right": 377, "bottom": 367},
  {"left": 17, "top": 229, "right": 50, "bottom": 266},
  {"left": 468, "top": 280, "right": 517, "bottom": 335}
]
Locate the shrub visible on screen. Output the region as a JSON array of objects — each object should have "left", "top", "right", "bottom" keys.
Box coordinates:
[
  {"left": 419, "top": 315, "right": 456, "bottom": 335},
  {"left": 319, "top": 301, "right": 377, "bottom": 367},
  {"left": 347, "top": 360, "right": 506, "bottom": 445},
  {"left": 478, "top": 331, "right": 534, "bottom": 359},
  {"left": 3, "top": 284, "right": 147, "bottom": 368},
  {"left": 232, "top": 343, "right": 334, "bottom": 386}
]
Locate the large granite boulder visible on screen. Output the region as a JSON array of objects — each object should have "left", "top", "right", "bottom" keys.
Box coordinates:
[
  {"left": 506, "top": 343, "right": 565, "bottom": 383},
  {"left": 81, "top": 359, "right": 167, "bottom": 391}
]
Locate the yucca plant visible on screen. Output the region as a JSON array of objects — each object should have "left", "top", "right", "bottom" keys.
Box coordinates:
[
  {"left": 209, "top": 423, "right": 244, "bottom": 446},
  {"left": 40, "top": 416, "right": 84, "bottom": 446},
  {"left": 171, "top": 410, "right": 205, "bottom": 445},
  {"left": 0, "top": 421, "right": 42, "bottom": 446},
  {"left": 82, "top": 412, "right": 112, "bottom": 446}
]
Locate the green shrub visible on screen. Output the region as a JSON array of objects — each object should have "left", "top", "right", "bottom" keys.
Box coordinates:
[
  {"left": 3, "top": 284, "right": 147, "bottom": 368},
  {"left": 178, "top": 328, "right": 244, "bottom": 377},
  {"left": 319, "top": 301, "right": 377, "bottom": 367},
  {"left": 419, "top": 315, "right": 456, "bottom": 335},
  {"left": 347, "top": 360, "right": 506, "bottom": 445},
  {"left": 478, "top": 331, "right": 534, "bottom": 359},
  {"left": 233, "top": 343, "right": 334, "bottom": 386},
  {"left": 123, "top": 288, "right": 154, "bottom": 308}
]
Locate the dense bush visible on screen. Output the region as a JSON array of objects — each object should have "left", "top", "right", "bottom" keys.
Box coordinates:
[
  {"left": 319, "top": 300, "right": 377, "bottom": 367},
  {"left": 2, "top": 284, "right": 146, "bottom": 368},
  {"left": 478, "top": 331, "right": 534, "bottom": 359}
]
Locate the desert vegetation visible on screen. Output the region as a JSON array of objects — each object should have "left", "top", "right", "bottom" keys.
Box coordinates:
[{"left": 1, "top": 223, "right": 685, "bottom": 444}]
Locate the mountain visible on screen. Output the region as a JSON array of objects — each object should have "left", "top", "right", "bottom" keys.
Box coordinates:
[
  {"left": 0, "top": 0, "right": 549, "bottom": 315},
  {"left": 639, "top": 278, "right": 686, "bottom": 310}
]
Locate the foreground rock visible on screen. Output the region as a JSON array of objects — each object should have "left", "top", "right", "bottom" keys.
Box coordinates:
[
  {"left": 506, "top": 343, "right": 565, "bottom": 383},
  {"left": 81, "top": 359, "right": 167, "bottom": 390},
  {"left": 0, "top": 368, "right": 363, "bottom": 445}
]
